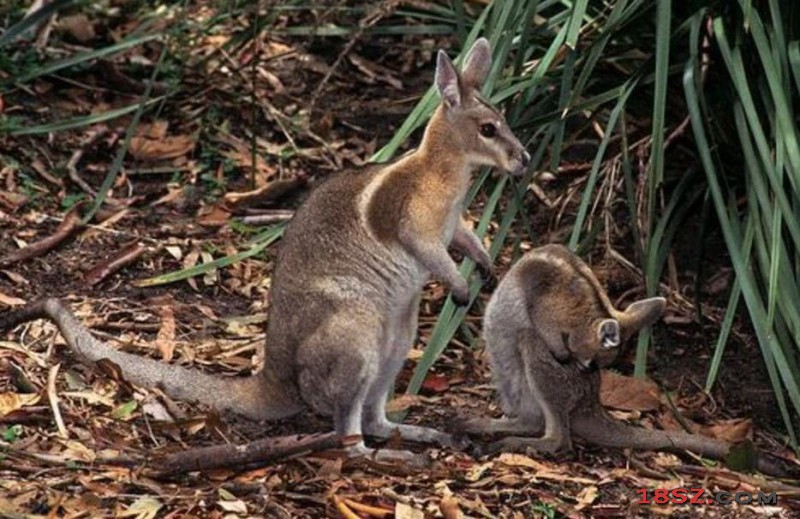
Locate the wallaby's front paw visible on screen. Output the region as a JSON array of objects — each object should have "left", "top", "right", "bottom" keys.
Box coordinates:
[
  {"left": 451, "top": 283, "right": 470, "bottom": 306},
  {"left": 477, "top": 263, "right": 498, "bottom": 292}
]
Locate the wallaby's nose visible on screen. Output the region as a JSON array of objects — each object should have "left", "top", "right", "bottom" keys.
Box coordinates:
[{"left": 520, "top": 151, "right": 530, "bottom": 167}]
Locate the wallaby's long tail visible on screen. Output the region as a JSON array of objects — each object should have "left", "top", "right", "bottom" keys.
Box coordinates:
[
  {"left": 1, "top": 298, "right": 301, "bottom": 421},
  {"left": 573, "top": 406, "right": 791, "bottom": 477}
]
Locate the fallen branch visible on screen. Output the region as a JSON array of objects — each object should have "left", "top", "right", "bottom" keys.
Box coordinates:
[
  {"left": 84, "top": 241, "right": 147, "bottom": 286},
  {"left": 0, "top": 205, "right": 83, "bottom": 268},
  {"left": 149, "top": 432, "right": 356, "bottom": 477}
]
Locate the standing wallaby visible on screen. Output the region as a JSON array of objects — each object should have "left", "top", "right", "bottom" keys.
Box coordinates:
[
  {"left": 0, "top": 38, "right": 529, "bottom": 462},
  {"left": 463, "top": 244, "right": 788, "bottom": 476}
]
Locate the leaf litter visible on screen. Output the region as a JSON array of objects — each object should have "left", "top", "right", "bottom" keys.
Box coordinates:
[{"left": 0, "top": 2, "right": 798, "bottom": 518}]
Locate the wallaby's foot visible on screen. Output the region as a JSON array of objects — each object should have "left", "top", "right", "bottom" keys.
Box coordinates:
[
  {"left": 363, "top": 419, "right": 456, "bottom": 449},
  {"left": 487, "top": 435, "right": 568, "bottom": 456},
  {"left": 345, "top": 442, "right": 431, "bottom": 468},
  {"left": 457, "top": 415, "right": 542, "bottom": 436}
]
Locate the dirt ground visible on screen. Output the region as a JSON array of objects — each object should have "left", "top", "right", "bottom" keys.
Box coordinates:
[{"left": 1, "top": 3, "right": 799, "bottom": 518}]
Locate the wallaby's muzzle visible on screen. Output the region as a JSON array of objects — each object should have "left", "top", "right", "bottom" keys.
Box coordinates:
[{"left": 509, "top": 149, "right": 530, "bottom": 176}]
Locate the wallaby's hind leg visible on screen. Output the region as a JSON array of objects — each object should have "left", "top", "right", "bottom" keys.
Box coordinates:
[
  {"left": 363, "top": 382, "right": 454, "bottom": 447},
  {"left": 488, "top": 349, "right": 573, "bottom": 455},
  {"left": 296, "top": 310, "right": 424, "bottom": 462},
  {"left": 362, "top": 294, "right": 454, "bottom": 447},
  {"left": 487, "top": 406, "right": 571, "bottom": 455},
  {"left": 363, "top": 405, "right": 455, "bottom": 447},
  {"left": 333, "top": 382, "right": 427, "bottom": 465}
]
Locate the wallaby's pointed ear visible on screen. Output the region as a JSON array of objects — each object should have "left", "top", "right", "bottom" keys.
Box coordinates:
[
  {"left": 435, "top": 50, "right": 461, "bottom": 108},
  {"left": 461, "top": 37, "right": 492, "bottom": 89},
  {"left": 619, "top": 297, "right": 666, "bottom": 337}
]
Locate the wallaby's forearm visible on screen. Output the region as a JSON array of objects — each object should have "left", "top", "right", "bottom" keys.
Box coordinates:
[
  {"left": 399, "top": 229, "right": 468, "bottom": 303},
  {"left": 1, "top": 299, "right": 299, "bottom": 421},
  {"left": 451, "top": 220, "right": 491, "bottom": 269}
]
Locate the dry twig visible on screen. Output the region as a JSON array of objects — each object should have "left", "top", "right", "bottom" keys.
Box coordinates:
[
  {"left": 84, "top": 241, "right": 147, "bottom": 286},
  {"left": 46, "top": 363, "right": 68, "bottom": 439},
  {"left": 150, "top": 432, "right": 356, "bottom": 477},
  {"left": 0, "top": 205, "right": 83, "bottom": 268}
]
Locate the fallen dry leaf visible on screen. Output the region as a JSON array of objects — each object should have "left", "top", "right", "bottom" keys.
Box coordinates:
[
  {"left": 0, "top": 392, "right": 41, "bottom": 417},
  {"left": 156, "top": 304, "right": 177, "bottom": 361},
  {"left": 118, "top": 496, "right": 162, "bottom": 519},
  {"left": 60, "top": 440, "right": 96, "bottom": 462},
  {"left": 600, "top": 370, "right": 662, "bottom": 411},
  {"left": 385, "top": 394, "right": 422, "bottom": 413},
  {"left": 495, "top": 452, "right": 549, "bottom": 471},
  {"left": 135, "top": 120, "right": 169, "bottom": 139},
  {"left": 464, "top": 461, "right": 493, "bottom": 482},
  {"left": 395, "top": 502, "right": 425, "bottom": 519},
  {"left": 217, "top": 499, "right": 248, "bottom": 514},
  {"left": 58, "top": 14, "right": 96, "bottom": 42},
  {"left": 0, "top": 290, "right": 25, "bottom": 306},
  {"left": 439, "top": 495, "right": 462, "bottom": 519},
  {"left": 421, "top": 373, "right": 450, "bottom": 393},
  {"left": 129, "top": 135, "right": 195, "bottom": 161},
  {"left": 701, "top": 418, "right": 752, "bottom": 443},
  {"left": 197, "top": 204, "right": 231, "bottom": 227},
  {"left": 575, "top": 485, "right": 598, "bottom": 510},
  {"left": 142, "top": 399, "right": 174, "bottom": 422},
  {"left": 0, "top": 190, "right": 27, "bottom": 212}
]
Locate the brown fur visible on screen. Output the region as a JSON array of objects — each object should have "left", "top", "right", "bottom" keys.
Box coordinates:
[{"left": 465, "top": 244, "right": 790, "bottom": 477}]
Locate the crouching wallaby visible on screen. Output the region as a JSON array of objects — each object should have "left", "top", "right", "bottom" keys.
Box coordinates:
[
  {"left": 462, "top": 244, "right": 790, "bottom": 476},
  {"left": 0, "top": 38, "right": 530, "bottom": 462}
]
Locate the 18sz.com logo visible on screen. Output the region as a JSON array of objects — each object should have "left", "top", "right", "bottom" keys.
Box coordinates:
[{"left": 637, "top": 488, "right": 778, "bottom": 506}]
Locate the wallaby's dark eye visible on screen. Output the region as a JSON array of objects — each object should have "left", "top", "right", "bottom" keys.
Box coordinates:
[{"left": 479, "top": 123, "right": 497, "bottom": 138}]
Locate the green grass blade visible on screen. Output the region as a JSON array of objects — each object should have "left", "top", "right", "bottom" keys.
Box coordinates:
[
  {"left": 565, "top": 0, "right": 589, "bottom": 49},
  {"left": 4, "top": 97, "right": 165, "bottom": 136},
  {"left": 684, "top": 56, "right": 799, "bottom": 447},
  {"left": 568, "top": 81, "right": 636, "bottom": 250},
  {"left": 9, "top": 33, "right": 161, "bottom": 86},
  {"left": 648, "top": 0, "right": 671, "bottom": 199},
  {"left": 0, "top": 0, "right": 79, "bottom": 47},
  {"left": 705, "top": 278, "right": 741, "bottom": 391},
  {"left": 136, "top": 226, "right": 284, "bottom": 287}
]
